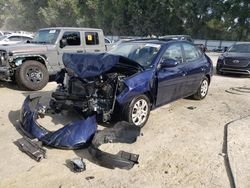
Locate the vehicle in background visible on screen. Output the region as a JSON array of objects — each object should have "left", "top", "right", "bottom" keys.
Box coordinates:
[
  {"left": 104, "top": 37, "right": 114, "bottom": 51},
  {"left": 0, "top": 27, "right": 107, "bottom": 90},
  {"left": 50, "top": 39, "right": 213, "bottom": 127},
  {"left": 195, "top": 44, "right": 207, "bottom": 53},
  {"left": 0, "top": 31, "right": 13, "bottom": 36},
  {"left": 0, "top": 34, "right": 33, "bottom": 45},
  {"left": 110, "top": 38, "right": 134, "bottom": 49},
  {"left": 159, "top": 35, "right": 193, "bottom": 43},
  {"left": 104, "top": 37, "right": 112, "bottom": 44},
  {"left": 216, "top": 43, "right": 250, "bottom": 75}
]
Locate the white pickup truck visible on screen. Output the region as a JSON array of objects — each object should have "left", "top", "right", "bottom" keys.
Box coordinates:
[{"left": 0, "top": 27, "right": 108, "bottom": 90}]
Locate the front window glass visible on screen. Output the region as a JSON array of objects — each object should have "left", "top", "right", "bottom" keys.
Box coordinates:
[
  {"left": 162, "top": 44, "right": 183, "bottom": 63},
  {"left": 31, "top": 29, "right": 60, "bottom": 44},
  {"left": 109, "top": 42, "right": 161, "bottom": 67},
  {"left": 9, "top": 36, "right": 22, "bottom": 41},
  {"left": 62, "top": 31, "right": 80, "bottom": 46},
  {"left": 228, "top": 44, "right": 250, "bottom": 53}
]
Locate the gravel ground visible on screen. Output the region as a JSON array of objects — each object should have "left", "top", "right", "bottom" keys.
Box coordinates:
[{"left": 0, "top": 53, "right": 249, "bottom": 188}]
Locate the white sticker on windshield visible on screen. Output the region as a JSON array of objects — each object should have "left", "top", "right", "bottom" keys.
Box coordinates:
[
  {"left": 145, "top": 44, "right": 161, "bottom": 49},
  {"left": 49, "top": 30, "right": 56, "bottom": 33}
]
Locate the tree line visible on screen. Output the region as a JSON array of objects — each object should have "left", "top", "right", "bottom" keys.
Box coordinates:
[{"left": 0, "top": 0, "right": 249, "bottom": 40}]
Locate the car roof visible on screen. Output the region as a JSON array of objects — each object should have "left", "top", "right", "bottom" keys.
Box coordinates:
[
  {"left": 123, "top": 38, "right": 192, "bottom": 45},
  {"left": 5, "top": 33, "right": 33, "bottom": 38},
  {"left": 235, "top": 42, "right": 250, "bottom": 45},
  {"left": 39, "top": 27, "right": 102, "bottom": 31}
]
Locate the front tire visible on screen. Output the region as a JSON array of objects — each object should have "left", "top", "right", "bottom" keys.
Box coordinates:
[
  {"left": 122, "top": 95, "right": 150, "bottom": 128},
  {"left": 15, "top": 60, "right": 49, "bottom": 91},
  {"left": 192, "top": 77, "right": 209, "bottom": 100}
]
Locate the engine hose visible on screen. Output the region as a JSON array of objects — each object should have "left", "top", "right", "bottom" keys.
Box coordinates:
[{"left": 222, "top": 115, "right": 250, "bottom": 188}]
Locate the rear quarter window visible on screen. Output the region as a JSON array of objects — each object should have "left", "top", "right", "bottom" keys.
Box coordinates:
[
  {"left": 85, "top": 32, "right": 99, "bottom": 45},
  {"left": 183, "top": 43, "right": 201, "bottom": 62}
]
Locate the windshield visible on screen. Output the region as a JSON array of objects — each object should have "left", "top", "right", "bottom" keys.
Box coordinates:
[
  {"left": 228, "top": 44, "right": 250, "bottom": 53},
  {"left": 0, "top": 36, "right": 8, "bottom": 41},
  {"left": 31, "top": 29, "right": 60, "bottom": 44},
  {"left": 108, "top": 42, "right": 161, "bottom": 67}
]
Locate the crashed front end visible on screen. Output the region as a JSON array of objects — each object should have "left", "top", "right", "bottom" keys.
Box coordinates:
[
  {"left": 0, "top": 50, "right": 12, "bottom": 79},
  {"left": 50, "top": 53, "right": 146, "bottom": 123},
  {"left": 20, "top": 95, "right": 97, "bottom": 149},
  {"left": 19, "top": 53, "right": 153, "bottom": 146}
]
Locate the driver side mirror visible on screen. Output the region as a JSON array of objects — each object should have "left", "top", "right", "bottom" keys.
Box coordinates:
[
  {"left": 59, "top": 38, "right": 67, "bottom": 48},
  {"left": 160, "top": 59, "right": 178, "bottom": 69}
]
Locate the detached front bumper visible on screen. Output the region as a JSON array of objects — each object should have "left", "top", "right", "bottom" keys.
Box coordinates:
[{"left": 19, "top": 95, "right": 97, "bottom": 149}]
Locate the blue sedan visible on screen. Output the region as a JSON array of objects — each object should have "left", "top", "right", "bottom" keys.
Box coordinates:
[
  {"left": 19, "top": 39, "right": 213, "bottom": 148},
  {"left": 51, "top": 39, "right": 213, "bottom": 127}
]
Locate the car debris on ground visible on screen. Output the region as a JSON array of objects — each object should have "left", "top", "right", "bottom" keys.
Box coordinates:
[{"left": 15, "top": 137, "right": 46, "bottom": 162}]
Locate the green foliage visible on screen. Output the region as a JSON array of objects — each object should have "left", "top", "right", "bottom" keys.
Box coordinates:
[{"left": 1, "top": 0, "right": 249, "bottom": 40}]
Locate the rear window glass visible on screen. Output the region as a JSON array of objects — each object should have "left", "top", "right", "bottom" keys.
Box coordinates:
[
  {"left": 85, "top": 32, "right": 99, "bottom": 45},
  {"left": 183, "top": 43, "right": 201, "bottom": 62}
]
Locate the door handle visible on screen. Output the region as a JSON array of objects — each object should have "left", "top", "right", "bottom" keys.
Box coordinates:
[
  {"left": 77, "top": 50, "right": 83, "bottom": 53},
  {"left": 94, "top": 49, "right": 100, "bottom": 52}
]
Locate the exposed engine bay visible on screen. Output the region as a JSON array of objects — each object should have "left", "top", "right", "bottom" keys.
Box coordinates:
[{"left": 50, "top": 67, "right": 135, "bottom": 122}]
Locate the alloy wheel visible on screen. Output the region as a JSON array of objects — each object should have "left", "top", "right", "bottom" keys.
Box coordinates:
[{"left": 131, "top": 99, "right": 149, "bottom": 126}]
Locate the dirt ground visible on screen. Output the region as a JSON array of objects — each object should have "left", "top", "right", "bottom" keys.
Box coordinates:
[{"left": 0, "top": 53, "right": 249, "bottom": 188}]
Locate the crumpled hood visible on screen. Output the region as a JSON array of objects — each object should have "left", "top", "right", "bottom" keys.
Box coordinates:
[
  {"left": 223, "top": 52, "right": 250, "bottom": 60},
  {"left": 62, "top": 53, "right": 143, "bottom": 79},
  {"left": 0, "top": 43, "right": 48, "bottom": 54}
]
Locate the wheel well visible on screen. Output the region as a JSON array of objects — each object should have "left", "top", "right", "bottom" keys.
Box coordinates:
[
  {"left": 23, "top": 57, "right": 47, "bottom": 67},
  {"left": 206, "top": 74, "right": 211, "bottom": 85},
  {"left": 143, "top": 91, "right": 154, "bottom": 108},
  {"left": 13, "top": 56, "right": 47, "bottom": 68}
]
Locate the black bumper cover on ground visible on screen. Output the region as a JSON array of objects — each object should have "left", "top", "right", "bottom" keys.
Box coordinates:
[{"left": 88, "top": 121, "right": 141, "bottom": 170}]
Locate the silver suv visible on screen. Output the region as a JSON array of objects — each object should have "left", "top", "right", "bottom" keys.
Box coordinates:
[{"left": 0, "top": 27, "right": 107, "bottom": 90}]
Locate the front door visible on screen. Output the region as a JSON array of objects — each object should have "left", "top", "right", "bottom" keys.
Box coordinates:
[
  {"left": 156, "top": 43, "right": 187, "bottom": 107},
  {"left": 57, "top": 30, "right": 85, "bottom": 69}
]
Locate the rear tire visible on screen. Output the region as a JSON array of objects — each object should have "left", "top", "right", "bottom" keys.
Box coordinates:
[
  {"left": 122, "top": 94, "right": 150, "bottom": 128},
  {"left": 192, "top": 77, "right": 209, "bottom": 100},
  {"left": 15, "top": 60, "right": 49, "bottom": 91}
]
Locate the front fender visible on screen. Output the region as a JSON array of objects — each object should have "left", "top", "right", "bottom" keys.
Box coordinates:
[
  {"left": 11, "top": 54, "right": 48, "bottom": 67},
  {"left": 116, "top": 69, "right": 155, "bottom": 104}
]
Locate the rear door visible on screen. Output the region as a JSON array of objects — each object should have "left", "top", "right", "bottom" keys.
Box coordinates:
[
  {"left": 83, "top": 31, "right": 106, "bottom": 53},
  {"left": 156, "top": 43, "right": 187, "bottom": 107},
  {"left": 182, "top": 43, "right": 206, "bottom": 96}
]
